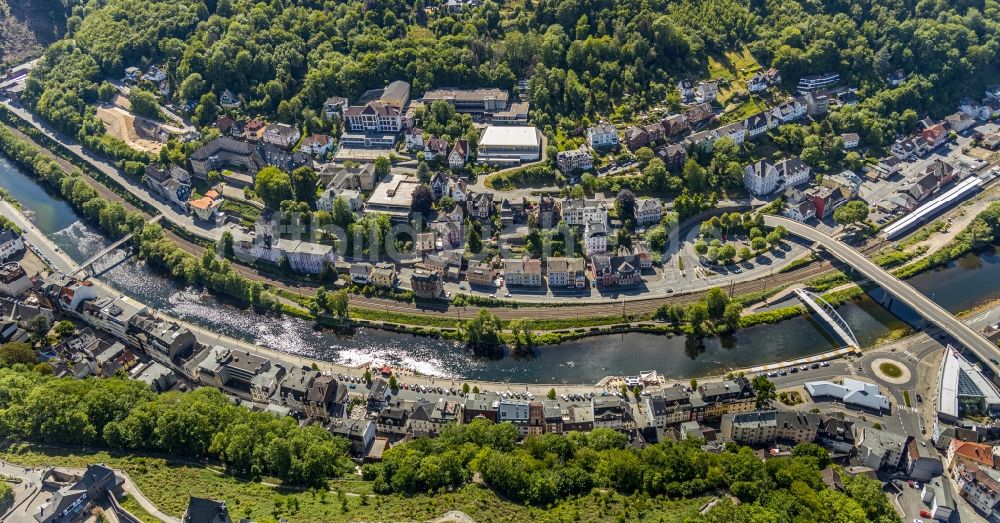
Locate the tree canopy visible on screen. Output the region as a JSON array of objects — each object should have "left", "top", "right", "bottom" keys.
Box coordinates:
[
  {"left": 0, "top": 368, "right": 353, "bottom": 486},
  {"left": 834, "top": 200, "right": 870, "bottom": 227},
  {"left": 255, "top": 166, "right": 294, "bottom": 209},
  {"left": 364, "top": 420, "right": 896, "bottom": 521},
  {"left": 23, "top": 0, "right": 1000, "bottom": 160}
]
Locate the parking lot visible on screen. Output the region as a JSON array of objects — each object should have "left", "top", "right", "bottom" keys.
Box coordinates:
[
  {"left": 861, "top": 122, "right": 995, "bottom": 224},
  {"left": 760, "top": 360, "right": 832, "bottom": 379}
]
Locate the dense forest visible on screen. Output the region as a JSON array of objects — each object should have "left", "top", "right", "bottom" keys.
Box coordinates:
[
  {"left": 20, "top": 0, "right": 1000, "bottom": 151},
  {"left": 363, "top": 420, "right": 898, "bottom": 522},
  {"left": 0, "top": 367, "right": 354, "bottom": 486}
]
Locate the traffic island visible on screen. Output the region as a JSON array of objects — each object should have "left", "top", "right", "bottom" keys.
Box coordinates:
[{"left": 870, "top": 357, "right": 911, "bottom": 385}]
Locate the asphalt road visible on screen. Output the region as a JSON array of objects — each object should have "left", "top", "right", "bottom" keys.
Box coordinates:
[
  {"left": 766, "top": 215, "right": 1000, "bottom": 374},
  {"left": 2, "top": 101, "right": 236, "bottom": 243}
]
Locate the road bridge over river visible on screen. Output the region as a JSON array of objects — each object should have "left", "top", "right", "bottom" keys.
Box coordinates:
[{"left": 765, "top": 215, "right": 1000, "bottom": 376}]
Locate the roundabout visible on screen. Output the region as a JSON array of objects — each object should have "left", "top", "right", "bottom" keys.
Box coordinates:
[{"left": 868, "top": 356, "right": 914, "bottom": 386}]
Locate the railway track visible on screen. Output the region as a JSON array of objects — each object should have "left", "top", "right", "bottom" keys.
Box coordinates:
[
  {"left": 16, "top": 118, "right": 881, "bottom": 323},
  {"left": 328, "top": 241, "right": 886, "bottom": 322}
]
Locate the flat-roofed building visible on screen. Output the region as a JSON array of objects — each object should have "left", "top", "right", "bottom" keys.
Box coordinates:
[
  {"left": 82, "top": 296, "right": 148, "bottom": 339},
  {"left": 466, "top": 260, "right": 496, "bottom": 287},
  {"left": 492, "top": 101, "right": 529, "bottom": 124},
  {"left": 196, "top": 345, "right": 271, "bottom": 389},
  {"left": 562, "top": 404, "right": 594, "bottom": 432},
  {"left": 797, "top": 72, "right": 840, "bottom": 94},
  {"left": 275, "top": 239, "right": 336, "bottom": 274},
  {"left": 422, "top": 88, "right": 510, "bottom": 113},
  {"left": 498, "top": 399, "right": 531, "bottom": 436},
  {"left": 0, "top": 262, "right": 30, "bottom": 297},
  {"left": 938, "top": 346, "right": 1000, "bottom": 422},
  {"left": 477, "top": 126, "right": 542, "bottom": 166},
  {"left": 366, "top": 173, "right": 420, "bottom": 218}
]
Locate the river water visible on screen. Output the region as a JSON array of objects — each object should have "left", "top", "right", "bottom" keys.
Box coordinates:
[{"left": 3, "top": 155, "right": 999, "bottom": 382}]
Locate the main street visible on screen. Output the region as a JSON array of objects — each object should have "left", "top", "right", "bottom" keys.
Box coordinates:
[
  {"left": 13, "top": 183, "right": 1000, "bottom": 469},
  {"left": 0, "top": 101, "right": 843, "bottom": 309}
]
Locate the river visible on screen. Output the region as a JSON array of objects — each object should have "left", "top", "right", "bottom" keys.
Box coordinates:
[{"left": 3, "top": 154, "right": 999, "bottom": 382}]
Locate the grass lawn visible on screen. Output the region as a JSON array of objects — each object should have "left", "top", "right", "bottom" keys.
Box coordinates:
[
  {"left": 707, "top": 48, "right": 761, "bottom": 82},
  {"left": 902, "top": 390, "right": 912, "bottom": 408},
  {"left": 879, "top": 362, "right": 903, "bottom": 378},
  {"left": 720, "top": 96, "right": 766, "bottom": 123},
  {"left": 119, "top": 493, "right": 158, "bottom": 523},
  {"left": 0, "top": 444, "right": 709, "bottom": 522},
  {"left": 725, "top": 48, "right": 761, "bottom": 74}
]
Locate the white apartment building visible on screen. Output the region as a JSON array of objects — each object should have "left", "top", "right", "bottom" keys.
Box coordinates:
[
  {"left": 559, "top": 198, "right": 608, "bottom": 225},
  {"left": 584, "top": 220, "right": 608, "bottom": 255},
  {"left": 0, "top": 229, "right": 24, "bottom": 261},
  {"left": 344, "top": 102, "right": 403, "bottom": 133},
  {"left": 634, "top": 198, "right": 662, "bottom": 226},
  {"left": 587, "top": 124, "right": 618, "bottom": 149},
  {"left": 743, "top": 157, "right": 810, "bottom": 196}
]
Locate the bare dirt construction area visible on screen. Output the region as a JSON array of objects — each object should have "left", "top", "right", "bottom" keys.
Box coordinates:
[
  {"left": 97, "top": 104, "right": 166, "bottom": 154},
  {"left": 0, "top": 0, "right": 65, "bottom": 68},
  {"left": 96, "top": 95, "right": 190, "bottom": 155}
]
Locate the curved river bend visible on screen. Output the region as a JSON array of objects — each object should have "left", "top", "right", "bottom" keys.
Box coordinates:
[{"left": 3, "top": 155, "right": 999, "bottom": 382}]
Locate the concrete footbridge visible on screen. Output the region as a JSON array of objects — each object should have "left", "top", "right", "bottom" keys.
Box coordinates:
[
  {"left": 793, "top": 288, "right": 860, "bottom": 348},
  {"left": 764, "top": 215, "right": 1000, "bottom": 374},
  {"left": 73, "top": 214, "right": 162, "bottom": 277}
]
